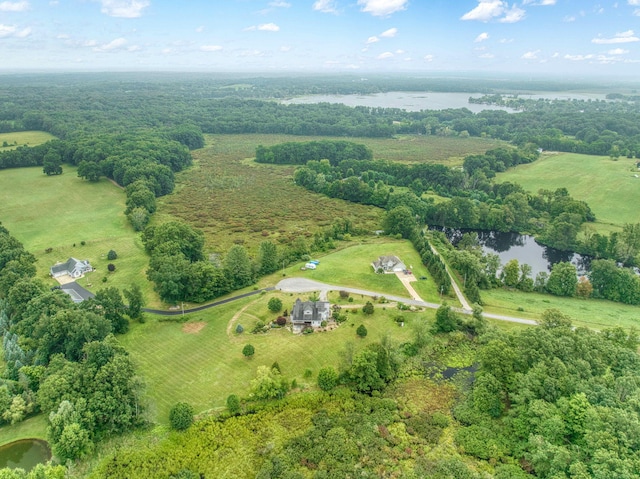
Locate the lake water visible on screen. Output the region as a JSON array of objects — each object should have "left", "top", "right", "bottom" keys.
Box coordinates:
[
  {"left": 0, "top": 439, "right": 51, "bottom": 472},
  {"left": 438, "top": 229, "right": 590, "bottom": 279},
  {"left": 281, "top": 91, "right": 609, "bottom": 114}
]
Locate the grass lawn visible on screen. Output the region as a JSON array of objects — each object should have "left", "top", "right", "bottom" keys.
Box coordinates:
[
  {"left": 122, "top": 291, "right": 425, "bottom": 423},
  {"left": 0, "top": 166, "right": 160, "bottom": 307},
  {"left": 481, "top": 287, "right": 640, "bottom": 331},
  {"left": 0, "top": 131, "right": 56, "bottom": 151},
  {"left": 0, "top": 415, "right": 48, "bottom": 446},
  {"left": 496, "top": 152, "right": 640, "bottom": 232}
]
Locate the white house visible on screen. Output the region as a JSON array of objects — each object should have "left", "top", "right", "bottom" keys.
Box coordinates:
[
  {"left": 371, "top": 255, "right": 406, "bottom": 274},
  {"left": 50, "top": 258, "right": 93, "bottom": 279}
]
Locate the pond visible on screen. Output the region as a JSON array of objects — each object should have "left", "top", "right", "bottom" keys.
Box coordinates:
[
  {"left": 0, "top": 439, "right": 51, "bottom": 472},
  {"left": 436, "top": 228, "right": 590, "bottom": 279}
]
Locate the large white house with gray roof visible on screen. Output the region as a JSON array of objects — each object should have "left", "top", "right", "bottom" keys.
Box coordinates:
[{"left": 50, "top": 258, "right": 93, "bottom": 279}]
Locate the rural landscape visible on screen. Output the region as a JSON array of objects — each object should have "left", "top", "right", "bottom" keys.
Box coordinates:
[{"left": 0, "top": 72, "right": 639, "bottom": 478}]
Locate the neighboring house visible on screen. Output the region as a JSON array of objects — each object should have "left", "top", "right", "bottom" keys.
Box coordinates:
[
  {"left": 291, "top": 298, "right": 331, "bottom": 332},
  {"left": 50, "top": 258, "right": 93, "bottom": 278},
  {"left": 60, "top": 282, "right": 95, "bottom": 303},
  {"left": 371, "top": 255, "right": 406, "bottom": 274}
]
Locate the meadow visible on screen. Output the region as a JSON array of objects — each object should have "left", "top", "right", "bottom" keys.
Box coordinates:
[
  {"left": 496, "top": 152, "right": 640, "bottom": 232},
  {"left": 157, "top": 134, "right": 502, "bottom": 253},
  {"left": 0, "top": 131, "right": 56, "bottom": 151},
  {"left": 120, "top": 290, "right": 423, "bottom": 422},
  {"left": 0, "top": 166, "right": 158, "bottom": 305},
  {"left": 481, "top": 287, "right": 640, "bottom": 331}
]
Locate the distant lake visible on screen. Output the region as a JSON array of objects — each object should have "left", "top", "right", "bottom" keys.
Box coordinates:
[{"left": 281, "top": 91, "right": 609, "bottom": 113}]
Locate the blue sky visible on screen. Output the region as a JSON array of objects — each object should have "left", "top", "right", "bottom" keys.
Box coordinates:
[{"left": 2, "top": 0, "right": 640, "bottom": 75}]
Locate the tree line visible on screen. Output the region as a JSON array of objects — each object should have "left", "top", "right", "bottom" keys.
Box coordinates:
[{"left": 0, "top": 225, "right": 145, "bottom": 464}]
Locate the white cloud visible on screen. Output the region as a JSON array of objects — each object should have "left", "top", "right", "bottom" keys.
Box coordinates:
[
  {"left": 380, "top": 27, "right": 397, "bottom": 37},
  {"left": 366, "top": 36, "right": 379, "bottom": 44},
  {"left": 423, "top": 54, "right": 434, "bottom": 62},
  {"left": 608, "top": 47, "right": 628, "bottom": 54},
  {"left": 633, "top": 8, "right": 640, "bottom": 15},
  {"left": 259, "top": 23, "right": 280, "bottom": 31},
  {"left": 377, "top": 51, "right": 394, "bottom": 59},
  {"left": 523, "top": 0, "right": 555, "bottom": 5},
  {"left": 479, "top": 52, "right": 495, "bottom": 58},
  {"left": 563, "top": 15, "right": 576, "bottom": 22},
  {"left": 358, "top": 0, "right": 408, "bottom": 17},
  {"left": 592, "top": 30, "right": 639, "bottom": 44},
  {"left": 97, "top": 0, "right": 149, "bottom": 18},
  {"left": 499, "top": 5, "right": 526, "bottom": 22},
  {"left": 564, "top": 54, "right": 594, "bottom": 61},
  {"left": 521, "top": 49, "right": 540, "bottom": 59},
  {"left": 269, "top": 1, "right": 290, "bottom": 6},
  {"left": 0, "top": 23, "right": 30, "bottom": 38},
  {"left": 461, "top": 1, "right": 504, "bottom": 21},
  {"left": 312, "top": 0, "right": 338, "bottom": 13},
  {"left": 280, "top": 45, "right": 290, "bottom": 51},
  {"left": 475, "top": 32, "right": 490, "bottom": 42},
  {"left": 93, "top": 37, "right": 128, "bottom": 51},
  {"left": 629, "top": 0, "right": 640, "bottom": 5},
  {"left": 195, "top": 26, "right": 204, "bottom": 33},
  {"left": 200, "top": 45, "right": 222, "bottom": 52},
  {"left": 0, "top": 1, "right": 29, "bottom": 12}
]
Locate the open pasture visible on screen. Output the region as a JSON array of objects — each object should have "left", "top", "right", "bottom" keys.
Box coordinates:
[
  {"left": 482, "top": 287, "right": 640, "bottom": 331},
  {"left": 120, "top": 291, "right": 423, "bottom": 423},
  {"left": 0, "top": 131, "right": 56, "bottom": 151},
  {"left": 496, "top": 152, "right": 640, "bottom": 231},
  {"left": 0, "top": 166, "right": 158, "bottom": 305}
]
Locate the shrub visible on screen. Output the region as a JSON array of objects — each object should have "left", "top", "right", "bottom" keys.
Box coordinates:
[
  {"left": 252, "top": 321, "right": 267, "bottom": 334},
  {"left": 303, "top": 369, "right": 313, "bottom": 378},
  {"left": 362, "top": 301, "right": 374, "bottom": 315},
  {"left": 107, "top": 250, "right": 118, "bottom": 260},
  {"left": 356, "top": 324, "right": 368, "bottom": 338},
  {"left": 242, "top": 344, "right": 255, "bottom": 358},
  {"left": 317, "top": 367, "right": 338, "bottom": 391},
  {"left": 169, "top": 402, "right": 194, "bottom": 431},
  {"left": 267, "top": 297, "right": 283, "bottom": 312},
  {"left": 107, "top": 263, "right": 116, "bottom": 272},
  {"left": 276, "top": 316, "right": 287, "bottom": 326},
  {"left": 235, "top": 324, "right": 244, "bottom": 334},
  {"left": 339, "top": 290, "right": 350, "bottom": 299},
  {"left": 226, "top": 394, "right": 241, "bottom": 415}
]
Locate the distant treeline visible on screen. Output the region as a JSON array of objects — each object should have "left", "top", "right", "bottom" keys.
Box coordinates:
[{"left": 255, "top": 140, "right": 372, "bottom": 165}]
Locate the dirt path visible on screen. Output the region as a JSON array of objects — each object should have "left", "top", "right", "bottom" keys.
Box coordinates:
[{"left": 226, "top": 298, "right": 261, "bottom": 338}]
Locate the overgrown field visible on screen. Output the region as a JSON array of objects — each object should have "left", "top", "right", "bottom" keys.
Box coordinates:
[
  {"left": 120, "top": 290, "right": 423, "bottom": 422},
  {"left": 0, "top": 131, "right": 56, "bottom": 151},
  {"left": 496, "top": 152, "right": 640, "bottom": 231},
  {"left": 157, "top": 134, "right": 502, "bottom": 252},
  {"left": 0, "top": 166, "right": 158, "bottom": 305}
]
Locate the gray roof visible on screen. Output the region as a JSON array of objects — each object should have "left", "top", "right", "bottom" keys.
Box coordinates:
[
  {"left": 372, "top": 255, "right": 406, "bottom": 272},
  {"left": 60, "top": 282, "right": 95, "bottom": 303},
  {"left": 291, "top": 298, "right": 330, "bottom": 323}
]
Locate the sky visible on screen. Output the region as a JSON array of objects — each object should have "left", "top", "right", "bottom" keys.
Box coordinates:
[{"left": 2, "top": 0, "right": 640, "bottom": 76}]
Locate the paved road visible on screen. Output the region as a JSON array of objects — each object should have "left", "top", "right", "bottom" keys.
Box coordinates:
[
  {"left": 142, "top": 287, "right": 275, "bottom": 316},
  {"left": 428, "top": 244, "right": 472, "bottom": 311},
  {"left": 276, "top": 277, "right": 537, "bottom": 326}
]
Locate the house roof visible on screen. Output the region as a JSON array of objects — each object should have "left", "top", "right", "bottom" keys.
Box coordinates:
[
  {"left": 291, "top": 298, "right": 330, "bottom": 323},
  {"left": 50, "top": 257, "right": 91, "bottom": 275},
  {"left": 372, "top": 255, "right": 406, "bottom": 271},
  {"left": 60, "top": 281, "right": 95, "bottom": 303}
]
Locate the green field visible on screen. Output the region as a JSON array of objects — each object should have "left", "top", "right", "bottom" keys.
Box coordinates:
[
  {"left": 497, "top": 152, "right": 640, "bottom": 231},
  {"left": 482, "top": 287, "right": 640, "bottom": 331},
  {"left": 120, "top": 290, "right": 422, "bottom": 422},
  {"left": 0, "top": 131, "right": 56, "bottom": 151},
  {"left": 0, "top": 166, "right": 159, "bottom": 306}
]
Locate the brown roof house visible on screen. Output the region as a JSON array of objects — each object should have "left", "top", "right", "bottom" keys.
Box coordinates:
[
  {"left": 371, "top": 255, "right": 406, "bottom": 274},
  {"left": 291, "top": 298, "right": 331, "bottom": 333}
]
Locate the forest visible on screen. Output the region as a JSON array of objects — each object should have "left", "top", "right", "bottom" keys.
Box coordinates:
[{"left": 1, "top": 73, "right": 640, "bottom": 477}]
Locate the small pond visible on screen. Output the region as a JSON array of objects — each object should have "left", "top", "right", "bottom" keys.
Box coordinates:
[
  {"left": 435, "top": 228, "right": 590, "bottom": 279},
  {"left": 0, "top": 439, "right": 51, "bottom": 472}
]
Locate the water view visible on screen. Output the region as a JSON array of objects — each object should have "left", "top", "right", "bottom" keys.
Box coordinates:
[
  {"left": 281, "top": 91, "right": 609, "bottom": 114},
  {"left": 439, "top": 229, "right": 590, "bottom": 279},
  {"left": 0, "top": 439, "right": 51, "bottom": 472}
]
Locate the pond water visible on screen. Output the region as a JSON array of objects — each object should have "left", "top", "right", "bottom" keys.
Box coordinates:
[
  {"left": 437, "top": 228, "right": 590, "bottom": 279},
  {"left": 0, "top": 439, "right": 51, "bottom": 472},
  {"left": 281, "top": 91, "right": 609, "bottom": 114}
]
